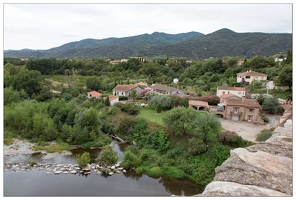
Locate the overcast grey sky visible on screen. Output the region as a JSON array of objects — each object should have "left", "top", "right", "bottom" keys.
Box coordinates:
[{"left": 3, "top": 2, "right": 293, "bottom": 50}]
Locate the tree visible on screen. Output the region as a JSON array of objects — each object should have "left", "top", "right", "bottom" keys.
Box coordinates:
[
  {"left": 148, "top": 95, "right": 171, "bottom": 110},
  {"left": 130, "top": 90, "right": 137, "bottom": 101},
  {"left": 95, "top": 145, "right": 118, "bottom": 167},
  {"left": 104, "top": 96, "right": 110, "bottom": 106},
  {"left": 77, "top": 151, "right": 91, "bottom": 167},
  {"left": 162, "top": 106, "right": 198, "bottom": 135},
  {"left": 277, "top": 64, "right": 292, "bottom": 91},
  {"left": 262, "top": 97, "right": 283, "bottom": 114},
  {"left": 194, "top": 113, "right": 221, "bottom": 142}
]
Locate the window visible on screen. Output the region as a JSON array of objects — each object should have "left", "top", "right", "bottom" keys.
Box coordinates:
[
  {"left": 234, "top": 107, "right": 239, "bottom": 113},
  {"left": 249, "top": 108, "right": 254, "bottom": 112},
  {"left": 246, "top": 76, "right": 250, "bottom": 79},
  {"left": 238, "top": 92, "right": 241, "bottom": 95}
]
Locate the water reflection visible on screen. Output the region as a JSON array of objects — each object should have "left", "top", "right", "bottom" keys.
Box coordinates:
[{"left": 4, "top": 140, "right": 204, "bottom": 196}]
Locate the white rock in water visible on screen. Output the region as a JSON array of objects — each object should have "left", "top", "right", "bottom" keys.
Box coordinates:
[
  {"left": 117, "top": 167, "right": 123, "bottom": 171},
  {"left": 96, "top": 171, "right": 101, "bottom": 174},
  {"left": 71, "top": 170, "right": 77, "bottom": 174},
  {"left": 108, "top": 172, "right": 114, "bottom": 176},
  {"left": 115, "top": 163, "right": 120, "bottom": 167},
  {"left": 63, "top": 171, "right": 69, "bottom": 174},
  {"left": 54, "top": 171, "right": 62, "bottom": 174},
  {"left": 111, "top": 166, "right": 115, "bottom": 170},
  {"left": 46, "top": 171, "right": 51, "bottom": 174},
  {"left": 123, "top": 169, "right": 126, "bottom": 173}
]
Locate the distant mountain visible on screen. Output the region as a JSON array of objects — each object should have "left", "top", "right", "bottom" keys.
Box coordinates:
[{"left": 4, "top": 29, "right": 292, "bottom": 59}]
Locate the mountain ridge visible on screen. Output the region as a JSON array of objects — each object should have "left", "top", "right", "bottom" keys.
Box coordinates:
[{"left": 4, "top": 28, "right": 292, "bottom": 59}]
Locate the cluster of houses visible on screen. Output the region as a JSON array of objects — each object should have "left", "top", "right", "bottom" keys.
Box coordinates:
[{"left": 87, "top": 70, "right": 290, "bottom": 124}]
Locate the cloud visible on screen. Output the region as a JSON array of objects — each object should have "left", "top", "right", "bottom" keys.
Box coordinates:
[{"left": 3, "top": 3, "right": 292, "bottom": 50}]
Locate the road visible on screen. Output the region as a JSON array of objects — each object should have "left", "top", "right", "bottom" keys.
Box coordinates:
[{"left": 219, "top": 114, "right": 281, "bottom": 142}]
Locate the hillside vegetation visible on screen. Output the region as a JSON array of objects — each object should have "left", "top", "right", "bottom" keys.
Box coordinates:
[{"left": 4, "top": 28, "right": 291, "bottom": 59}]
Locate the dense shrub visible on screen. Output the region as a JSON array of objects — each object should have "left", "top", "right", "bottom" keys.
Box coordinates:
[
  {"left": 121, "top": 150, "right": 141, "bottom": 169},
  {"left": 187, "top": 137, "right": 207, "bottom": 155},
  {"left": 119, "top": 96, "right": 128, "bottom": 101},
  {"left": 256, "top": 129, "right": 273, "bottom": 142},
  {"left": 218, "top": 130, "right": 244, "bottom": 147},
  {"left": 76, "top": 151, "right": 91, "bottom": 167},
  {"left": 117, "top": 117, "right": 136, "bottom": 135},
  {"left": 261, "top": 115, "right": 269, "bottom": 123},
  {"left": 119, "top": 102, "right": 140, "bottom": 115},
  {"left": 95, "top": 145, "right": 118, "bottom": 166}
]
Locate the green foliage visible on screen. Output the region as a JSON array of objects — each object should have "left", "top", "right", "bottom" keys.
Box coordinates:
[
  {"left": 117, "top": 117, "right": 136, "bottom": 135},
  {"left": 194, "top": 113, "right": 221, "bottom": 142},
  {"left": 162, "top": 106, "right": 198, "bottom": 135},
  {"left": 147, "top": 130, "right": 171, "bottom": 153},
  {"left": 277, "top": 64, "right": 292, "bottom": 91},
  {"left": 187, "top": 137, "right": 207, "bottom": 155},
  {"left": 170, "top": 96, "right": 189, "bottom": 108},
  {"left": 262, "top": 97, "right": 283, "bottom": 114},
  {"left": 149, "top": 95, "right": 171, "bottom": 109},
  {"left": 95, "top": 145, "right": 118, "bottom": 166},
  {"left": 156, "top": 103, "right": 162, "bottom": 113},
  {"left": 256, "top": 129, "right": 273, "bottom": 142},
  {"left": 28, "top": 160, "right": 37, "bottom": 166},
  {"left": 261, "top": 115, "right": 269, "bottom": 123},
  {"left": 121, "top": 150, "right": 141, "bottom": 169},
  {"left": 104, "top": 96, "right": 110, "bottom": 106},
  {"left": 119, "top": 102, "right": 140, "bottom": 115},
  {"left": 76, "top": 151, "right": 91, "bottom": 167},
  {"left": 218, "top": 130, "right": 244, "bottom": 147}
]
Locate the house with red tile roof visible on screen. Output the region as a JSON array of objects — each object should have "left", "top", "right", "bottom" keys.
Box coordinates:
[
  {"left": 216, "top": 86, "right": 246, "bottom": 98},
  {"left": 87, "top": 91, "right": 102, "bottom": 98},
  {"left": 214, "top": 95, "right": 263, "bottom": 124},
  {"left": 108, "top": 95, "right": 119, "bottom": 106},
  {"left": 237, "top": 70, "right": 268, "bottom": 85},
  {"left": 150, "top": 84, "right": 185, "bottom": 96},
  {"left": 112, "top": 84, "right": 143, "bottom": 97},
  {"left": 189, "top": 100, "right": 209, "bottom": 111}
]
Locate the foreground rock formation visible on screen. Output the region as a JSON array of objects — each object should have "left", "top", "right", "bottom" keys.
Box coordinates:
[{"left": 201, "top": 118, "right": 292, "bottom": 196}]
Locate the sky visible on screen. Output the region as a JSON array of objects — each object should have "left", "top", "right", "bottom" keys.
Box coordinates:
[{"left": 2, "top": 1, "right": 293, "bottom": 50}]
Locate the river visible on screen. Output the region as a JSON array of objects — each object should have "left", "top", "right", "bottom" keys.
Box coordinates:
[{"left": 3, "top": 141, "right": 205, "bottom": 196}]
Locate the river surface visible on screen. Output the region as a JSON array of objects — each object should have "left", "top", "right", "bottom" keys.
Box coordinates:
[{"left": 3, "top": 141, "right": 205, "bottom": 196}]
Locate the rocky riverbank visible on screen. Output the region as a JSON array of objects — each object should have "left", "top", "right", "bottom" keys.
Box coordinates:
[
  {"left": 3, "top": 161, "right": 126, "bottom": 176},
  {"left": 3, "top": 138, "right": 72, "bottom": 158}
]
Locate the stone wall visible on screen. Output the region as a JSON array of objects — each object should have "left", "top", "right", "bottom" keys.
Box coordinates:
[{"left": 200, "top": 118, "right": 292, "bottom": 197}]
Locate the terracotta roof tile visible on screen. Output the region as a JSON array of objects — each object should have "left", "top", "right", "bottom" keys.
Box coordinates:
[
  {"left": 109, "top": 95, "right": 119, "bottom": 102},
  {"left": 150, "top": 84, "right": 179, "bottom": 92},
  {"left": 237, "top": 71, "right": 268, "bottom": 77},
  {"left": 189, "top": 100, "right": 209, "bottom": 107},
  {"left": 88, "top": 91, "right": 102, "bottom": 97},
  {"left": 217, "top": 86, "right": 246, "bottom": 91},
  {"left": 225, "top": 98, "right": 261, "bottom": 108},
  {"left": 112, "top": 84, "right": 139, "bottom": 92}
]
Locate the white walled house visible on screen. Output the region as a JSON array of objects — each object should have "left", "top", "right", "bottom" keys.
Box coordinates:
[
  {"left": 216, "top": 86, "right": 246, "bottom": 98},
  {"left": 112, "top": 84, "right": 143, "bottom": 97},
  {"left": 237, "top": 70, "right": 268, "bottom": 85},
  {"left": 150, "top": 84, "right": 185, "bottom": 96},
  {"left": 87, "top": 91, "right": 102, "bottom": 98},
  {"left": 108, "top": 95, "right": 119, "bottom": 106}
]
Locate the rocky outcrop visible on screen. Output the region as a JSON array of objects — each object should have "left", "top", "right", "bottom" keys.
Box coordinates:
[{"left": 201, "top": 118, "right": 292, "bottom": 196}]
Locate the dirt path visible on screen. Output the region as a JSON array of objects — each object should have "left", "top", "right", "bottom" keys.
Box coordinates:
[{"left": 219, "top": 114, "right": 281, "bottom": 142}]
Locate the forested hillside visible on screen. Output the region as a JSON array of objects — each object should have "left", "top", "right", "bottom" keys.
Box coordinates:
[{"left": 4, "top": 29, "right": 291, "bottom": 59}]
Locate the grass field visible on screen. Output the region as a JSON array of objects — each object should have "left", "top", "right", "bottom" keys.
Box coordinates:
[{"left": 139, "top": 106, "right": 166, "bottom": 125}]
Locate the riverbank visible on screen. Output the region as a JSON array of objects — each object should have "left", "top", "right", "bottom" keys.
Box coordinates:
[{"left": 3, "top": 138, "right": 72, "bottom": 159}]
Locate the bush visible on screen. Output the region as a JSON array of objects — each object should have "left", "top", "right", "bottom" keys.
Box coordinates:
[
  {"left": 121, "top": 102, "right": 140, "bottom": 115},
  {"left": 261, "top": 115, "right": 269, "bottom": 123},
  {"left": 187, "top": 137, "right": 207, "bottom": 155},
  {"left": 77, "top": 151, "right": 91, "bottom": 167},
  {"left": 156, "top": 103, "right": 162, "bottom": 113},
  {"left": 121, "top": 150, "right": 141, "bottom": 169},
  {"left": 218, "top": 130, "right": 243, "bottom": 147},
  {"left": 119, "top": 96, "right": 128, "bottom": 101},
  {"left": 28, "top": 159, "right": 37, "bottom": 166},
  {"left": 95, "top": 145, "right": 118, "bottom": 166},
  {"left": 256, "top": 129, "right": 273, "bottom": 142}
]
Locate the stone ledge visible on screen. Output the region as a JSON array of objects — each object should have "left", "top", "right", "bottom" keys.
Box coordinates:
[{"left": 200, "top": 181, "right": 290, "bottom": 196}]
